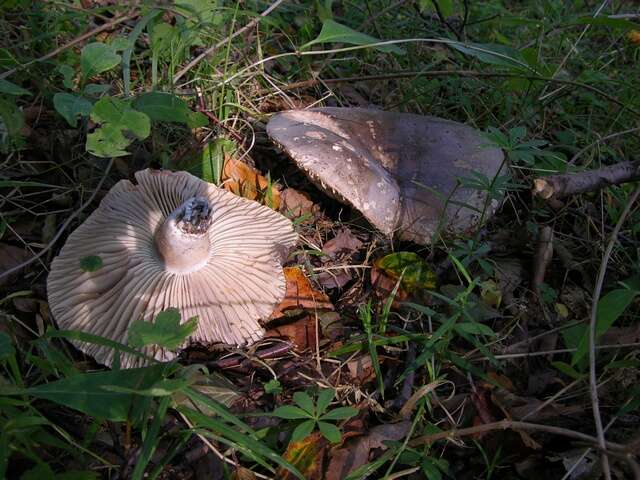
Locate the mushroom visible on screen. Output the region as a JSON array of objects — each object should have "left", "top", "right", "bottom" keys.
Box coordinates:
[
  {"left": 267, "top": 107, "right": 505, "bottom": 244},
  {"left": 47, "top": 169, "right": 297, "bottom": 368}
]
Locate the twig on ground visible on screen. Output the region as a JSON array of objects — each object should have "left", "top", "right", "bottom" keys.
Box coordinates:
[
  {"left": 408, "top": 419, "right": 629, "bottom": 453},
  {"left": 0, "top": 159, "right": 114, "bottom": 282},
  {"left": 172, "top": 0, "right": 286, "bottom": 84},
  {"left": 254, "top": 70, "right": 637, "bottom": 116},
  {"left": 588, "top": 184, "right": 640, "bottom": 480},
  {"left": 569, "top": 127, "right": 640, "bottom": 165},
  {"left": 533, "top": 160, "right": 640, "bottom": 201},
  {"left": 531, "top": 225, "right": 554, "bottom": 293},
  {"left": 0, "top": 12, "right": 137, "bottom": 79}
]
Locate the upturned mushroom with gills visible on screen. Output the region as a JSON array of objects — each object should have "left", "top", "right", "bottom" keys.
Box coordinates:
[
  {"left": 267, "top": 107, "right": 505, "bottom": 245},
  {"left": 47, "top": 169, "right": 298, "bottom": 368}
]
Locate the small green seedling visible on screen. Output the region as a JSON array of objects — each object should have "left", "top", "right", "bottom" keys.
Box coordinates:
[{"left": 272, "top": 388, "right": 358, "bottom": 443}]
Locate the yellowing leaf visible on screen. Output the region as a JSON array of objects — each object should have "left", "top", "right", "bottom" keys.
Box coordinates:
[{"left": 374, "top": 252, "right": 436, "bottom": 293}]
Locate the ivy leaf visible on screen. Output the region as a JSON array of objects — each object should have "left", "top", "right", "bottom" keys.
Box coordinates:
[
  {"left": 79, "top": 255, "right": 103, "bottom": 272},
  {"left": 53, "top": 93, "right": 92, "bottom": 127},
  {"left": 128, "top": 309, "right": 198, "bottom": 350},
  {"left": 81, "top": 43, "right": 121, "bottom": 78},
  {"left": 86, "top": 97, "right": 150, "bottom": 157},
  {"left": 134, "top": 92, "right": 207, "bottom": 128}
]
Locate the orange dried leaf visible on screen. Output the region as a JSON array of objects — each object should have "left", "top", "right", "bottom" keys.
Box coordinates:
[
  {"left": 221, "top": 157, "right": 281, "bottom": 209},
  {"left": 271, "top": 267, "right": 333, "bottom": 318},
  {"left": 265, "top": 315, "right": 318, "bottom": 352},
  {"left": 277, "top": 431, "right": 327, "bottom": 480},
  {"left": 628, "top": 30, "right": 640, "bottom": 45}
]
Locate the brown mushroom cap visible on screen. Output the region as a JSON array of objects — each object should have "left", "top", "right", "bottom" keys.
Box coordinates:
[
  {"left": 267, "top": 108, "right": 505, "bottom": 244},
  {"left": 47, "top": 169, "right": 297, "bottom": 368}
]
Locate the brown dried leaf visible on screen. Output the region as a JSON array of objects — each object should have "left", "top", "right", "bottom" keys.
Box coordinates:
[
  {"left": 270, "top": 267, "right": 333, "bottom": 318},
  {"left": 0, "top": 243, "right": 30, "bottom": 287},
  {"left": 265, "top": 315, "right": 317, "bottom": 352},
  {"left": 326, "top": 421, "right": 411, "bottom": 480},
  {"left": 346, "top": 355, "right": 375, "bottom": 385},
  {"left": 221, "top": 157, "right": 281, "bottom": 209},
  {"left": 279, "top": 188, "right": 318, "bottom": 222},
  {"left": 277, "top": 431, "right": 327, "bottom": 480}
]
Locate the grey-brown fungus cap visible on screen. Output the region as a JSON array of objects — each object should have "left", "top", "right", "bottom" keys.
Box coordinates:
[
  {"left": 267, "top": 107, "right": 505, "bottom": 244},
  {"left": 47, "top": 169, "right": 298, "bottom": 368}
]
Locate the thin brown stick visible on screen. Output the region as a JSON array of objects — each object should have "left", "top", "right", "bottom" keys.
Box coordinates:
[
  {"left": 533, "top": 160, "right": 640, "bottom": 201},
  {"left": 172, "top": 0, "right": 286, "bottom": 84},
  {"left": 254, "top": 70, "right": 638, "bottom": 116},
  {"left": 0, "top": 12, "right": 137, "bottom": 80},
  {"left": 588, "top": 184, "right": 640, "bottom": 479},
  {"left": 408, "top": 419, "right": 628, "bottom": 452},
  {"left": 0, "top": 159, "right": 114, "bottom": 282},
  {"left": 569, "top": 127, "right": 640, "bottom": 165}
]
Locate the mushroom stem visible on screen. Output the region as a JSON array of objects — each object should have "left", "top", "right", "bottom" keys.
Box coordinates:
[{"left": 155, "top": 197, "right": 212, "bottom": 273}]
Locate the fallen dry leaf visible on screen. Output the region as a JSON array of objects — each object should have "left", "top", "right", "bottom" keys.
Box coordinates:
[
  {"left": 221, "top": 157, "right": 281, "bottom": 210},
  {"left": 270, "top": 267, "right": 333, "bottom": 318},
  {"left": 346, "top": 355, "right": 375, "bottom": 385},
  {"left": 0, "top": 243, "right": 30, "bottom": 287},
  {"left": 277, "top": 431, "right": 327, "bottom": 480},
  {"left": 322, "top": 229, "right": 363, "bottom": 258},
  {"left": 265, "top": 315, "right": 317, "bottom": 352},
  {"left": 279, "top": 188, "right": 318, "bottom": 221},
  {"left": 326, "top": 421, "right": 411, "bottom": 480}
]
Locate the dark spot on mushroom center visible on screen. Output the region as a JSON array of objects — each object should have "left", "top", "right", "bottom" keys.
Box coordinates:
[{"left": 176, "top": 197, "right": 212, "bottom": 235}]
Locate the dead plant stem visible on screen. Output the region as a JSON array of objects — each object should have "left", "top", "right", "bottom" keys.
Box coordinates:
[
  {"left": 408, "top": 419, "right": 627, "bottom": 453},
  {"left": 172, "top": 0, "right": 287, "bottom": 84},
  {"left": 0, "top": 12, "right": 137, "bottom": 79},
  {"left": 588, "top": 184, "right": 640, "bottom": 480},
  {"left": 0, "top": 159, "right": 114, "bottom": 282}
]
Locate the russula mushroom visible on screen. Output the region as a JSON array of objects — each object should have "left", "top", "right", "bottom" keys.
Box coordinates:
[
  {"left": 267, "top": 107, "right": 505, "bottom": 245},
  {"left": 47, "top": 169, "right": 297, "bottom": 368}
]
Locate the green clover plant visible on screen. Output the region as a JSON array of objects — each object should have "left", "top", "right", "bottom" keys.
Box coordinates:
[{"left": 272, "top": 388, "right": 358, "bottom": 443}]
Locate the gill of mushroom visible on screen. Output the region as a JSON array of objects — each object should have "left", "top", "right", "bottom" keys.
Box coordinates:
[
  {"left": 267, "top": 107, "right": 506, "bottom": 245},
  {"left": 47, "top": 169, "right": 297, "bottom": 369}
]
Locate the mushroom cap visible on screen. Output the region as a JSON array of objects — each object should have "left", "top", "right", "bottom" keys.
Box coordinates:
[
  {"left": 267, "top": 108, "right": 505, "bottom": 244},
  {"left": 47, "top": 169, "right": 297, "bottom": 368}
]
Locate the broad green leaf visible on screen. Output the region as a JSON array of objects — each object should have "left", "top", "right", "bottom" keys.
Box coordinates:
[
  {"left": 318, "top": 421, "right": 341, "bottom": 443},
  {"left": 293, "top": 391, "right": 315, "bottom": 415},
  {"left": 53, "top": 93, "right": 92, "bottom": 127},
  {"left": 22, "top": 364, "right": 167, "bottom": 421},
  {"left": 264, "top": 378, "right": 282, "bottom": 395},
  {"left": 572, "top": 287, "right": 639, "bottom": 365},
  {"left": 551, "top": 361, "right": 585, "bottom": 380},
  {"left": 86, "top": 97, "right": 150, "bottom": 157},
  {"left": 319, "top": 406, "right": 358, "bottom": 421},
  {"left": 180, "top": 406, "right": 305, "bottom": 479},
  {"left": 83, "top": 84, "right": 110, "bottom": 96},
  {"left": 57, "top": 64, "right": 75, "bottom": 89},
  {"left": 173, "top": 372, "right": 240, "bottom": 411},
  {"left": 0, "top": 78, "right": 30, "bottom": 96},
  {"left": 448, "top": 41, "right": 534, "bottom": 72},
  {"left": 303, "top": 19, "right": 404, "bottom": 55},
  {"left": 316, "top": 388, "right": 334, "bottom": 415},
  {"left": 273, "top": 405, "right": 312, "bottom": 420},
  {"left": 454, "top": 322, "right": 497, "bottom": 337},
  {"left": 375, "top": 252, "right": 437, "bottom": 293},
  {"left": 574, "top": 16, "right": 638, "bottom": 30},
  {"left": 128, "top": 308, "right": 198, "bottom": 350},
  {"left": 0, "top": 97, "right": 24, "bottom": 137},
  {"left": 81, "top": 43, "right": 121, "bottom": 78},
  {"left": 150, "top": 22, "right": 178, "bottom": 55},
  {"left": 421, "top": 458, "right": 443, "bottom": 480},
  {"left": 0, "top": 332, "right": 15, "bottom": 361},
  {"left": 134, "top": 92, "right": 206, "bottom": 128},
  {"left": 291, "top": 419, "right": 316, "bottom": 442},
  {"left": 78, "top": 254, "right": 103, "bottom": 272}
]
